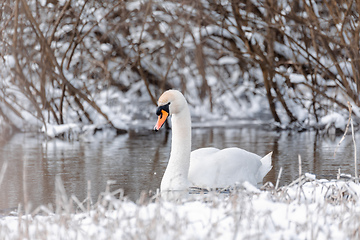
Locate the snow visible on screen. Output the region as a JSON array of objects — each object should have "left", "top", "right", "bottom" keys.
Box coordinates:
[
  {"left": 39, "top": 0, "right": 46, "bottom": 6},
  {"left": 42, "top": 123, "right": 82, "bottom": 138},
  {"left": 289, "top": 73, "right": 305, "bottom": 84},
  {"left": 320, "top": 112, "right": 347, "bottom": 131},
  {"left": 1, "top": 0, "right": 359, "bottom": 238},
  {"left": 100, "top": 43, "right": 112, "bottom": 52},
  {"left": 0, "top": 0, "right": 358, "bottom": 136},
  {"left": 218, "top": 56, "right": 239, "bottom": 65},
  {"left": 41, "top": 121, "right": 127, "bottom": 140},
  {"left": 1, "top": 176, "right": 360, "bottom": 239},
  {"left": 3, "top": 55, "right": 15, "bottom": 68}
]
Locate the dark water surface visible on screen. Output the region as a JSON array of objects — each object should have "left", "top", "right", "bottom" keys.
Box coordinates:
[{"left": 0, "top": 127, "right": 359, "bottom": 211}]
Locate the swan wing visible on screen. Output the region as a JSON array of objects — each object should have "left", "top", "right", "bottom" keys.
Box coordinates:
[
  {"left": 257, "top": 152, "right": 273, "bottom": 181},
  {"left": 189, "top": 147, "right": 268, "bottom": 188},
  {"left": 191, "top": 147, "right": 220, "bottom": 159}
]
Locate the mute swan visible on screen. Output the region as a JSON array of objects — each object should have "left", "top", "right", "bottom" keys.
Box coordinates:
[{"left": 154, "top": 90, "right": 272, "bottom": 192}]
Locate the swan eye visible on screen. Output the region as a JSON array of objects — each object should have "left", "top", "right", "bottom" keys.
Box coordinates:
[{"left": 156, "top": 102, "right": 170, "bottom": 117}]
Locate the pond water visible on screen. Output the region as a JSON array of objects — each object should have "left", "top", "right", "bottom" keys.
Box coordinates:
[{"left": 0, "top": 126, "right": 359, "bottom": 212}]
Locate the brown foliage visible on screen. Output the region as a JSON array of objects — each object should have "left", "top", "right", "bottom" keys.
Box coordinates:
[{"left": 0, "top": 0, "right": 359, "bottom": 130}]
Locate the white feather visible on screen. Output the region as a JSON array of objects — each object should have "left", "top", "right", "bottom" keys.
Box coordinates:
[{"left": 156, "top": 90, "right": 272, "bottom": 191}]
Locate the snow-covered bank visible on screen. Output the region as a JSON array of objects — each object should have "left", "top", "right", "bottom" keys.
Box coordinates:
[
  {"left": 1, "top": 0, "right": 360, "bottom": 136},
  {"left": 1, "top": 175, "right": 360, "bottom": 239}
]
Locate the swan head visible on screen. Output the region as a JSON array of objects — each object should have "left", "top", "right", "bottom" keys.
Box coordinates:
[{"left": 154, "top": 90, "right": 187, "bottom": 131}]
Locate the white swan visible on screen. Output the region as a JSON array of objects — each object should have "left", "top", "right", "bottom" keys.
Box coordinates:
[{"left": 154, "top": 90, "right": 272, "bottom": 192}]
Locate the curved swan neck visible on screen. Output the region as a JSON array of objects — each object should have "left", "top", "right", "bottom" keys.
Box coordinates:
[
  {"left": 171, "top": 107, "right": 191, "bottom": 156},
  {"left": 161, "top": 103, "right": 191, "bottom": 191}
]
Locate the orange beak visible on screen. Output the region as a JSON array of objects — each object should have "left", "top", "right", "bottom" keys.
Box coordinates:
[{"left": 154, "top": 110, "right": 169, "bottom": 131}]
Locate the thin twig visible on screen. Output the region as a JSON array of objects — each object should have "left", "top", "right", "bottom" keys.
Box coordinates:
[
  {"left": 87, "top": 180, "right": 91, "bottom": 212},
  {"left": 334, "top": 102, "right": 353, "bottom": 158},
  {"left": 351, "top": 117, "right": 358, "bottom": 181},
  {"left": 22, "top": 155, "right": 30, "bottom": 239},
  {"left": 0, "top": 161, "right": 8, "bottom": 190},
  {"left": 275, "top": 167, "right": 283, "bottom": 190},
  {"left": 298, "top": 154, "right": 302, "bottom": 177}
]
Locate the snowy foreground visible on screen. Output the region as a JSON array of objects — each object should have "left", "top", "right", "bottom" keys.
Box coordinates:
[{"left": 1, "top": 175, "right": 360, "bottom": 240}]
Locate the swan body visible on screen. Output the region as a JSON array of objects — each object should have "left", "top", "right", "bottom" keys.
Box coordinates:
[
  {"left": 154, "top": 90, "right": 272, "bottom": 192},
  {"left": 189, "top": 147, "right": 272, "bottom": 189}
]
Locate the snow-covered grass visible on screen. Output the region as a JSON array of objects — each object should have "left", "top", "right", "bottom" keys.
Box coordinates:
[{"left": 1, "top": 175, "right": 360, "bottom": 239}]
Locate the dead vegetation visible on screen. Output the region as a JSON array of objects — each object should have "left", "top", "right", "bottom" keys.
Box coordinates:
[
  {"left": 1, "top": 172, "right": 360, "bottom": 239},
  {"left": 0, "top": 0, "right": 359, "bottom": 130}
]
